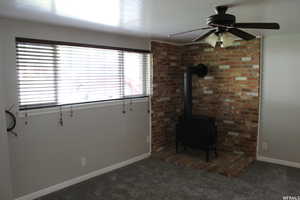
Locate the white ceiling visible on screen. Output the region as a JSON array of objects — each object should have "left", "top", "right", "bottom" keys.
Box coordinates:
[{"left": 0, "top": 0, "right": 299, "bottom": 42}]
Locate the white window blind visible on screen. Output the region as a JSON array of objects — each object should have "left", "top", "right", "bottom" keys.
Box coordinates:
[{"left": 16, "top": 38, "right": 151, "bottom": 110}]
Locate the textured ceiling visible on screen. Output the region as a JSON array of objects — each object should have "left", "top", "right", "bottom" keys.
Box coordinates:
[{"left": 0, "top": 0, "right": 299, "bottom": 42}]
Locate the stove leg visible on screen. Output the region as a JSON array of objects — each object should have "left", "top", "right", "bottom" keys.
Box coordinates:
[{"left": 206, "top": 150, "right": 210, "bottom": 162}]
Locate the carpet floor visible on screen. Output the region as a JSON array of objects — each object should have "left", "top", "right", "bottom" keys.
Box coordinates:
[{"left": 37, "top": 158, "right": 300, "bottom": 200}]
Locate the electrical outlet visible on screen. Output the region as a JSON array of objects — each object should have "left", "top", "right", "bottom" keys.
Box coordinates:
[
  {"left": 262, "top": 142, "right": 268, "bottom": 152},
  {"left": 81, "top": 157, "right": 87, "bottom": 167}
]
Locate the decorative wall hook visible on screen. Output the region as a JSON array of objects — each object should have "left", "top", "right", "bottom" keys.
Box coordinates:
[
  {"left": 129, "top": 99, "right": 133, "bottom": 111},
  {"left": 70, "top": 106, "right": 74, "bottom": 118},
  {"left": 5, "top": 110, "right": 18, "bottom": 137},
  {"left": 7, "top": 104, "right": 15, "bottom": 112},
  {"left": 122, "top": 100, "right": 126, "bottom": 114},
  {"left": 59, "top": 106, "right": 64, "bottom": 126},
  {"left": 24, "top": 111, "right": 28, "bottom": 125}
]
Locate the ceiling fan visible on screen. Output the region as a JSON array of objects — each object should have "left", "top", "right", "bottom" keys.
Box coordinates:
[{"left": 169, "top": 5, "right": 280, "bottom": 47}]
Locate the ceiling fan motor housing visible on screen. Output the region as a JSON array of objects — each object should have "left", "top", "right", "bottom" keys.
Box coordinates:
[{"left": 207, "top": 14, "right": 236, "bottom": 28}]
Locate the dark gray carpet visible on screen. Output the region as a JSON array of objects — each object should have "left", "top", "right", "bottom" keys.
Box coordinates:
[{"left": 37, "top": 158, "right": 300, "bottom": 200}]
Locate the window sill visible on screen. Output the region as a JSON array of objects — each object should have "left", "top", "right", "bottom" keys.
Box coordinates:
[{"left": 18, "top": 97, "right": 150, "bottom": 118}]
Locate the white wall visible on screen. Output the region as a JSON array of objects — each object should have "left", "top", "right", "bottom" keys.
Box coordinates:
[
  {"left": 0, "top": 29, "right": 13, "bottom": 200},
  {"left": 0, "top": 18, "right": 151, "bottom": 198},
  {"left": 258, "top": 34, "right": 300, "bottom": 164}
]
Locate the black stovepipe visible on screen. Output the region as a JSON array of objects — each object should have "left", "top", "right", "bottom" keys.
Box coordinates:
[{"left": 183, "top": 64, "right": 208, "bottom": 119}]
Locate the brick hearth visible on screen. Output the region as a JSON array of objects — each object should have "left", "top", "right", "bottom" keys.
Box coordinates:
[{"left": 151, "top": 147, "right": 254, "bottom": 177}]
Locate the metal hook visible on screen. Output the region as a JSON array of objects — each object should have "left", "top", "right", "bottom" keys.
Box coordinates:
[
  {"left": 122, "top": 100, "right": 126, "bottom": 114},
  {"left": 5, "top": 110, "right": 18, "bottom": 137},
  {"left": 7, "top": 104, "right": 15, "bottom": 112},
  {"left": 10, "top": 131, "right": 18, "bottom": 137},
  {"left": 59, "top": 106, "right": 64, "bottom": 126},
  {"left": 25, "top": 111, "right": 28, "bottom": 125},
  {"left": 70, "top": 106, "right": 74, "bottom": 118},
  {"left": 129, "top": 99, "right": 133, "bottom": 111}
]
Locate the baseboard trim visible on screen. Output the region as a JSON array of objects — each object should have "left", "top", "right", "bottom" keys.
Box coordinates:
[
  {"left": 257, "top": 156, "right": 300, "bottom": 169},
  {"left": 15, "top": 152, "right": 151, "bottom": 200}
]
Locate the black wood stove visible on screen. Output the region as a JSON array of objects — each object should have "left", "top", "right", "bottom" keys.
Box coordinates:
[{"left": 176, "top": 64, "right": 217, "bottom": 162}]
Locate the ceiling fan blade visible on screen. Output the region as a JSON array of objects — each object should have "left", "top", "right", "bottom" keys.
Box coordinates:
[
  {"left": 193, "top": 29, "right": 216, "bottom": 42},
  {"left": 234, "top": 23, "right": 280, "bottom": 29},
  {"left": 168, "top": 27, "right": 214, "bottom": 37},
  {"left": 228, "top": 28, "right": 256, "bottom": 40}
]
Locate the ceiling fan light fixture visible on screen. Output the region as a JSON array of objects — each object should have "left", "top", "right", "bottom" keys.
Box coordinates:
[
  {"left": 169, "top": 5, "right": 280, "bottom": 44},
  {"left": 205, "top": 33, "right": 219, "bottom": 48},
  {"left": 220, "top": 32, "right": 235, "bottom": 48}
]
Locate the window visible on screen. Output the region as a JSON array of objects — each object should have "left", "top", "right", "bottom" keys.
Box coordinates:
[{"left": 16, "top": 38, "right": 151, "bottom": 110}]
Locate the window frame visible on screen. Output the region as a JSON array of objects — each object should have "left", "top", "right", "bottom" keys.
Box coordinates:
[{"left": 16, "top": 37, "right": 151, "bottom": 111}]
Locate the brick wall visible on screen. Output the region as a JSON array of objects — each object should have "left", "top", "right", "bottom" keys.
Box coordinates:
[
  {"left": 151, "top": 41, "right": 184, "bottom": 152},
  {"left": 151, "top": 39, "right": 260, "bottom": 157},
  {"left": 182, "top": 39, "right": 260, "bottom": 157}
]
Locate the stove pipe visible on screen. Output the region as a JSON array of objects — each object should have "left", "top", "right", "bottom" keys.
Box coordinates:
[{"left": 184, "top": 64, "right": 208, "bottom": 119}]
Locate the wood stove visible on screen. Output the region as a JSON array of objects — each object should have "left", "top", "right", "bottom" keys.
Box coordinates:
[{"left": 176, "top": 64, "right": 217, "bottom": 162}]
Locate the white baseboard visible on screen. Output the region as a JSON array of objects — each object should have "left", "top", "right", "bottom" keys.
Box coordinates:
[
  {"left": 15, "top": 152, "right": 151, "bottom": 200},
  {"left": 257, "top": 156, "right": 300, "bottom": 169}
]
